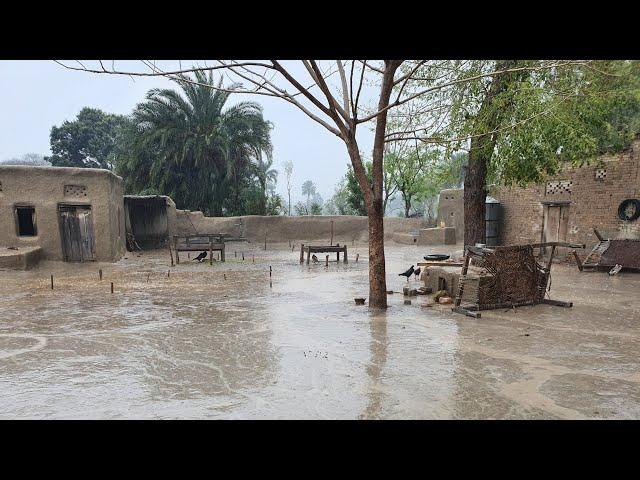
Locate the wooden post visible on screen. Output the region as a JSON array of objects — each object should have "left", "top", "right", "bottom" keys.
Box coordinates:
[
  {"left": 356, "top": 253, "right": 359, "bottom": 263},
  {"left": 50, "top": 274, "right": 54, "bottom": 290},
  {"left": 167, "top": 270, "right": 170, "bottom": 278},
  {"left": 330, "top": 220, "right": 334, "bottom": 246},
  {"left": 264, "top": 231, "right": 267, "bottom": 251},
  {"left": 337, "top": 251, "right": 340, "bottom": 262},
  {"left": 111, "top": 282, "right": 114, "bottom": 294},
  {"left": 307, "top": 248, "right": 311, "bottom": 265},
  {"left": 147, "top": 273, "right": 150, "bottom": 282},
  {"left": 546, "top": 245, "right": 557, "bottom": 272},
  {"left": 325, "top": 255, "right": 329, "bottom": 267},
  {"left": 344, "top": 246, "right": 348, "bottom": 264},
  {"left": 242, "top": 252, "right": 245, "bottom": 261},
  {"left": 300, "top": 244, "right": 305, "bottom": 264},
  {"left": 209, "top": 237, "right": 213, "bottom": 266},
  {"left": 235, "top": 251, "right": 237, "bottom": 258},
  {"left": 252, "top": 254, "right": 255, "bottom": 263},
  {"left": 221, "top": 245, "right": 225, "bottom": 262},
  {"left": 169, "top": 244, "right": 174, "bottom": 267},
  {"left": 174, "top": 236, "right": 180, "bottom": 264},
  {"left": 99, "top": 269, "right": 103, "bottom": 280},
  {"left": 269, "top": 266, "right": 272, "bottom": 277}
]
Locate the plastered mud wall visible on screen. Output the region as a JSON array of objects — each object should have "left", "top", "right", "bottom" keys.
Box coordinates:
[
  {"left": 0, "top": 166, "right": 126, "bottom": 261},
  {"left": 173, "top": 211, "right": 427, "bottom": 244}
]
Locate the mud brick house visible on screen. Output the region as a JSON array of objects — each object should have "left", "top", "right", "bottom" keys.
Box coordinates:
[
  {"left": 437, "top": 138, "right": 640, "bottom": 250},
  {"left": 0, "top": 165, "right": 126, "bottom": 262}
]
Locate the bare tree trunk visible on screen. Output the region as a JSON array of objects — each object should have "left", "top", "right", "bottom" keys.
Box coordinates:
[
  {"left": 367, "top": 197, "right": 387, "bottom": 308},
  {"left": 354, "top": 60, "right": 401, "bottom": 309}
]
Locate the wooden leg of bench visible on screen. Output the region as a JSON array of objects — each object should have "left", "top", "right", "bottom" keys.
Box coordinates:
[
  {"left": 540, "top": 299, "right": 573, "bottom": 308},
  {"left": 452, "top": 306, "right": 481, "bottom": 318},
  {"left": 572, "top": 250, "right": 583, "bottom": 272}
]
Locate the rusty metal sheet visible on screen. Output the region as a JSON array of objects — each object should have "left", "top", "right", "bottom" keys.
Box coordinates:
[{"left": 599, "top": 239, "right": 640, "bottom": 269}]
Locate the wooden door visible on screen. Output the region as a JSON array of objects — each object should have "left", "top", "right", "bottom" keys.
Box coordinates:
[
  {"left": 542, "top": 205, "right": 569, "bottom": 256},
  {"left": 543, "top": 205, "right": 561, "bottom": 243},
  {"left": 59, "top": 205, "right": 96, "bottom": 262}
]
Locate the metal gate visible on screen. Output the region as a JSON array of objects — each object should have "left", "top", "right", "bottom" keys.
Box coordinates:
[{"left": 58, "top": 204, "right": 96, "bottom": 262}]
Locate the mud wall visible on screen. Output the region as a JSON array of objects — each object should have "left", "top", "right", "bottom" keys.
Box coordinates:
[
  {"left": 0, "top": 166, "right": 126, "bottom": 261},
  {"left": 436, "top": 188, "right": 464, "bottom": 241},
  {"left": 173, "top": 212, "right": 427, "bottom": 244}
]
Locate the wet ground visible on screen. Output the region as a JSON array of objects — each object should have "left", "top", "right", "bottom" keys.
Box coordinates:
[{"left": 1, "top": 241, "right": 639, "bottom": 419}]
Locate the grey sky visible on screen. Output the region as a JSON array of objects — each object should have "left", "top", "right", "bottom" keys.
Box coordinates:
[{"left": 0, "top": 60, "right": 376, "bottom": 205}]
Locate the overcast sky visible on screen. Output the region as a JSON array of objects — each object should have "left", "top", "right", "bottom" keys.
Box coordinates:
[{"left": 0, "top": 60, "right": 376, "bottom": 205}]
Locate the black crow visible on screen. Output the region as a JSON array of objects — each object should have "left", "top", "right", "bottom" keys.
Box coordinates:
[
  {"left": 193, "top": 251, "right": 207, "bottom": 262},
  {"left": 413, "top": 267, "right": 421, "bottom": 281},
  {"left": 312, "top": 254, "right": 319, "bottom": 263},
  {"left": 399, "top": 265, "right": 414, "bottom": 282}
]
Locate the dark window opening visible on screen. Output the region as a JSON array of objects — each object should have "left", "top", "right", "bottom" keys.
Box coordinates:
[{"left": 16, "top": 206, "right": 37, "bottom": 236}]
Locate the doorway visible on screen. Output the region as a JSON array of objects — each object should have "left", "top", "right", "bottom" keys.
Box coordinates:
[{"left": 58, "top": 204, "right": 96, "bottom": 262}]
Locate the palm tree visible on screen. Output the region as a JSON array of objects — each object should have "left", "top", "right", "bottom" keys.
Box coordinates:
[
  {"left": 117, "top": 71, "right": 272, "bottom": 216},
  {"left": 301, "top": 180, "right": 316, "bottom": 210},
  {"left": 254, "top": 152, "right": 278, "bottom": 215}
]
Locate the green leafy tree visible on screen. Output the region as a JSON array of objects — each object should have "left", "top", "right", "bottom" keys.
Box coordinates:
[
  {"left": 325, "top": 177, "right": 358, "bottom": 215},
  {"left": 344, "top": 162, "right": 373, "bottom": 216},
  {"left": 293, "top": 201, "right": 309, "bottom": 215},
  {"left": 390, "top": 60, "right": 640, "bottom": 244},
  {"left": 265, "top": 190, "right": 284, "bottom": 216},
  {"left": 114, "top": 71, "right": 273, "bottom": 216},
  {"left": 46, "top": 107, "right": 128, "bottom": 169},
  {"left": 310, "top": 202, "right": 323, "bottom": 215}
]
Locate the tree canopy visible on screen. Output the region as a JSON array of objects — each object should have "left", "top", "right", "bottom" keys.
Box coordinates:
[
  {"left": 46, "top": 107, "right": 128, "bottom": 169},
  {"left": 113, "top": 71, "right": 274, "bottom": 216}
]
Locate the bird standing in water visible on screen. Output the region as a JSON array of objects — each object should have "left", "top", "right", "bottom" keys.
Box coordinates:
[
  {"left": 312, "top": 254, "right": 319, "bottom": 263},
  {"left": 399, "top": 265, "right": 414, "bottom": 282},
  {"left": 193, "top": 251, "right": 207, "bottom": 262},
  {"left": 413, "top": 267, "right": 421, "bottom": 281}
]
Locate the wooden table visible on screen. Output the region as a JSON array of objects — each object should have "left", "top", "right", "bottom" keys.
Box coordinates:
[{"left": 300, "top": 243, "right": 348, "bottom": 264}]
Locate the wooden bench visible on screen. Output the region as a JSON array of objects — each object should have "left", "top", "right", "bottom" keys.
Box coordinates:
[
  {"left": 172, "top": 234, "right": 225, "bottom": 264},
  {"left": 299, "top": 243, "right": 348, "bottom": 264}
]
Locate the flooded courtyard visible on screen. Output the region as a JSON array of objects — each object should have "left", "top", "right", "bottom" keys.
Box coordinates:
[{"left": 1, "top": 242, "right": 640, "bottom": 419}]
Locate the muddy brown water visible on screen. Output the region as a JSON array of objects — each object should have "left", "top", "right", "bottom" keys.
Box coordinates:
[{"left": 1, "top": 242, "right": 640, "bottom": 419}]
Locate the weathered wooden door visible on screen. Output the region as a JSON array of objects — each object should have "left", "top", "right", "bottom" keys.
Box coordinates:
[
  {"left": 543, "top": 205, "right": 569, "bottom": 243},
  {"left": 59, "top": 205, "right": 96, "bottom": 262}
]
